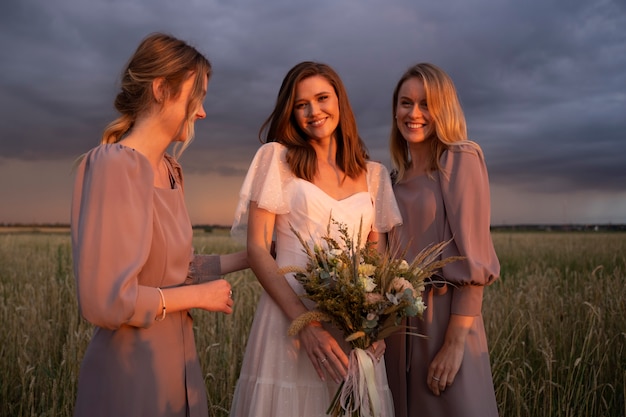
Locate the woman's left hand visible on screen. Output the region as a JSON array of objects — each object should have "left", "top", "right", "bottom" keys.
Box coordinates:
[
  {"left": 368, "top": 339, "right": 386, "bottom": 362},
  {"left": 427, "top": 339, "right": 464, "bottom": 396},
  {"left": 427, "top": 314, "right": 474, "bottom": 396}
]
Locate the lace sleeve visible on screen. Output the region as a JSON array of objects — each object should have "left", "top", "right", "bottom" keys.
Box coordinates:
[
  {"left": 231, "top": 142, "right": 292, "bottom": 243},
  {"left": 366, "top": 161, "right": 403, "bottom": 233}
]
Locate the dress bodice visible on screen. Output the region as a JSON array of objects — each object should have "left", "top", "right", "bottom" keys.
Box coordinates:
[{"left": 274, "top": 178, "right": 373, "bottom": 268}]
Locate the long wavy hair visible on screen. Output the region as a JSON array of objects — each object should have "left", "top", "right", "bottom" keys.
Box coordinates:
[
  {"left": 259, "top": 61, "right": 368, "bottom": 181},
  {"left": 101, "top": 32, "right": 211, "bottom": 158},
  {"left": 389, "top": 63, "right": 472, "bottom": 182}
]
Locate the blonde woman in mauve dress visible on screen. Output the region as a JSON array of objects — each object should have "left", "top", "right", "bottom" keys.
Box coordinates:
[
  {"left": 384, "top": 63, "right": 501, "bottom": 417},
  {"left": 71, "top": 33, "right": 247, "bottom": 417},
  {"left": 229, "top": 61, "right": 402, "bottom": 417}
]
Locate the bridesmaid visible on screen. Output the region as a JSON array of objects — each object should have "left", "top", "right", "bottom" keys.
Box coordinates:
[
  {"left": 384, "top": 63, "right": 500, "bottom": 417},
  {"left": 71, "top": 33, "right": 247, "bottom": 417}
]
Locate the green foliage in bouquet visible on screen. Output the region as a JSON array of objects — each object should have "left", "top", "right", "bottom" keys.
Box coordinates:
[{"left": 283, "top": 217, "right": 463, "bottom": 350}]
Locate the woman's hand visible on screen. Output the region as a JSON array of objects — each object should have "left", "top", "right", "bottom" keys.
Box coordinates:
[
  {"left": 196, "top": 279, "right": 234, "bottom": 314},
  {"left": 368, "top": 339, "right": 386, "bottom": 362},
  {"left": 427, "top": 314, "right": 474, "bottom": 395},
  {"left": 299, "top": 323, "right": 349, "bottom": 384},
  {"left": 427, "top": 338, "right": 464, "bottom": 396}
]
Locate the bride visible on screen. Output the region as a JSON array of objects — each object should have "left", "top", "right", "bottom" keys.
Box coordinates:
[{"left": 230, "top": 61, "right": 401, "bottom": 417}]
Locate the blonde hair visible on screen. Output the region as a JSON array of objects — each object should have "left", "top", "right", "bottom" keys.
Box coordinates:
[
  {"left": 259, "top": 61, "right": 368, "bottom": 181},
  {"left": 102, "top": 33, "right": 211, "bottom": 158},
  {"left": 389, "top": 63, "right": 472, "bottom": 182}
]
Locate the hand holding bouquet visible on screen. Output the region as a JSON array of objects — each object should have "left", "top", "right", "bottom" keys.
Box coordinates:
[{"left": 280, "top": 218, "right": 461, "bottom": 417}]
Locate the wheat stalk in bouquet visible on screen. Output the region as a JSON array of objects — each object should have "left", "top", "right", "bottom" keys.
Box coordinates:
[{"left": 279, "top": 218, "right": 462, "bottom": 417}]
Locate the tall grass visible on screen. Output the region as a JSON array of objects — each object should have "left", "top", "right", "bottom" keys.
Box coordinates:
[
  {"left": 0, "top": 230, "right": 624, "bottom": 416},
  {"left": 0, "top": 233, "right": 90, "bottom": 416},
  {"left": 487, "top": 232, "right": 626, "bottom": 417}
]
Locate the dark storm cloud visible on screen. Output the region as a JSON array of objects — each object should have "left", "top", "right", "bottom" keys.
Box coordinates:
[
  {"left": 1, "top": 0, "right": 625, "bottom": 197},
  {"left": 439, "top": 0, "right": 626, "bottom": 194}
]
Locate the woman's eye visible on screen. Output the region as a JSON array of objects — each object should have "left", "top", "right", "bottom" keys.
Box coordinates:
[
  {"left": 318, "top": 95, "right": 328, "bottom": 102},
  {"left": 295, "top": 103, "right": 306, "bottom": 110}
]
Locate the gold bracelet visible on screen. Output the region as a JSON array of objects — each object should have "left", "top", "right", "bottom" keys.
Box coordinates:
[{"left": 156, "top": 287, "right": 167, "bottom": 321}]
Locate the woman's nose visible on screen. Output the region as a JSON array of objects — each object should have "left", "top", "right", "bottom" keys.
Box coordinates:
[
  {"left": 197, "top": 104, "right": 206, "bottom": 119},
  {"left": 307, "top": 102, "right": 320, "bottom": 117},
  {"left": 410, "top": 104, "right": 422, "bottom": 117}
]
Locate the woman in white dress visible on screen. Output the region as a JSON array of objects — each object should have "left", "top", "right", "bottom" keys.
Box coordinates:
[{"left": 229, "top": 62, "right": 402, "bottom": 417}]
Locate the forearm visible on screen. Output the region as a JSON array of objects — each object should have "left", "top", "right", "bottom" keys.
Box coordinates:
[
  {"left": 219, "top": 250, "right": 249, "bottom": 274},
  {"left": 249, "top": 244, "right": 309, "bottom": 321},
  {"left": 157, "top": 278, "right": 233, "bottom": 317},
  {"left": 159, "top": 284, "right": 201, "bottom": 314},
  {"left": 443, "top": 314, "right": 474, "bottom": 347},
  {"left": 368, "top": 231, "right": 387, "bottom": 253},
  {"left": 247, "top": 201, "right": 309, "bottom": 322}
]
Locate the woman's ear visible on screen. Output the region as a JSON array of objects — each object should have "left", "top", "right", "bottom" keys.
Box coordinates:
[{"left": 152, "top": 77, "right": 166, "bottom": 103}]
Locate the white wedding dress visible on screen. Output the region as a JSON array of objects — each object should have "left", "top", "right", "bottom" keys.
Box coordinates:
[{"left": 230, "top": 142, "right": 401, "bottom": 417}]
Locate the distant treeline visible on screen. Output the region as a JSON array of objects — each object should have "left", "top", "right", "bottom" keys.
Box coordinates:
[
  {"left": 0, "top": 223, "right": 72, "bottom": 228},
  {"left": 2, "top": 223, "right": 625, "bottom": 233},
  {"left": 491, "top": 224, "right": 626, "bottom": 232},
  {"left": 0, "top": 223, "right": 231, "bottom": 230}
]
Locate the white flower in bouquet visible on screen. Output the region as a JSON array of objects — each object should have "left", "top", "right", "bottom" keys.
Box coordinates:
[{"left": 279, "top": 217, "right": 462, "bottom": 417}]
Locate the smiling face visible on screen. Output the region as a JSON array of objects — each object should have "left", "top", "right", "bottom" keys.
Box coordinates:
[
  {"left": 293, "top": 75, "right": 340, "bottom": 143},
  {"left": 395, "top": 76, "right": 434, "bottom": 144}
]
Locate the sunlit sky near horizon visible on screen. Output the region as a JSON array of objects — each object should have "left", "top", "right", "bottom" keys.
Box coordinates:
[{"left": 1, "top": 0, "right": 625, "bottom": 226}]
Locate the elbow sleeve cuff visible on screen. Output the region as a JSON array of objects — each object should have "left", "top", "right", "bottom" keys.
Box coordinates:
[
  {"left": 126, "top": 286, "right": 160, "bottom": 328},
  {"left": 187, "top": 254, "right": 222, "bottom": 284},
  {"left": 451, "top": 285, "right": 484, "bottom": 316}
]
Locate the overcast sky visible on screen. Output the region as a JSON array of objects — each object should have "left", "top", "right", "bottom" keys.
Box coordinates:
[{"left": 1, "top": 0, "right": 625, "bottom": 225}]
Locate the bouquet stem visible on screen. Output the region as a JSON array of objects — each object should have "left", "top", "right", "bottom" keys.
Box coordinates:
[
  {"left": 327, "top": 380, "right": 344, "bottom": 416},
  {"left": 327, "top": 348, "right": 380, "bottom": 417}
]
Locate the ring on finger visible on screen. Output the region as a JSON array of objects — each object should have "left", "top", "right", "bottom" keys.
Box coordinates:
[
  {"left": 319, "top": 357, "right": 327, "bottom": 364},
  {"left": 432, "top": 376, "right": 441, "bottom": 382}
]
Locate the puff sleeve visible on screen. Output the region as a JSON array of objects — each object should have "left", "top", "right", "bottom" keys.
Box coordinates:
[
  {"left": 71, "top": 144, "right": 162, "bottom": 329},
  {"left": 231, "top": 142, "right": 292, "bottom": 243},
  {"left": 366, "top": 161, "right": 403, "bottom": 233},
  {"left": 439, "top": 142, "right": 500, "bottom": 316}
]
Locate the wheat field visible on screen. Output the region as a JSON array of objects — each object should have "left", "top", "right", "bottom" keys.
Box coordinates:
[{"left": 0, "top": 229, "right": 624, "bottom": 417}]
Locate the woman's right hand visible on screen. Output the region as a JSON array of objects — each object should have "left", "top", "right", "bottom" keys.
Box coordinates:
[
  {"left": 197, "top": 279, "right": 233, "bottom": 314},
  {"left": 246, "top": 203, "right": 348, "bottom": 380},
  {"left": 299, "top": 322, "right": 348, "bottom": 383}
]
